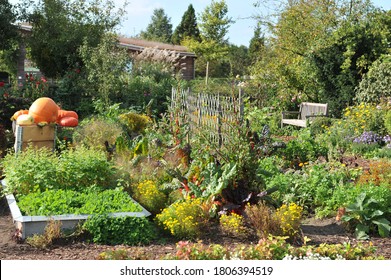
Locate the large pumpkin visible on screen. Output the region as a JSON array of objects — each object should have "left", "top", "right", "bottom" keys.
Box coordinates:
[{"left": 28, "top": 97, "right": 59, "bottom": 123}]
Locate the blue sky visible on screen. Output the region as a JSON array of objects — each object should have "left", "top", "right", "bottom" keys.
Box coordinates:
[
  {"left": 116, "top": 0, "right": 391, "bottom": 46},
  {"left": 9, "top": 0, "right": 391, "bottom": 47}
]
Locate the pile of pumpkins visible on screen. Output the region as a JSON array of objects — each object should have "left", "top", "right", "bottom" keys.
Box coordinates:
[{"left": 11, "top": 97, "right": 78, "bottom": 127}]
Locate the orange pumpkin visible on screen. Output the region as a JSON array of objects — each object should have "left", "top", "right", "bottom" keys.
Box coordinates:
[
  {"left": 28, "top": 97, "right": 59, "bottom": 123},
  {"left": 11, "top": 109, "right": 29, "bottom": 121},
  {"left": 57, "top": 110, "right": 79, "bottom": 122},
  {"left": 58, "top": 116, "right": 78, "bottom": 127}
]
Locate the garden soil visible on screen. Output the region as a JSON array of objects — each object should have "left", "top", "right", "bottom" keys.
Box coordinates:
[{"left": 1, "top": 195, "right": 391, "bottom": 260}]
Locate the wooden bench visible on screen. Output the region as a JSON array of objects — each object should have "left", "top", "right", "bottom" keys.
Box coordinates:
[{"left": 281, "top": 102, "right": 328, "bottom": 128}]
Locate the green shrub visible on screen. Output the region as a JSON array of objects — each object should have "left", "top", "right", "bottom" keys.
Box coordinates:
[
  {"left": 72, "top": 118, "right": 124, "bottom": 151},
  {"left": 355, "top": 54, "right": 391, "bottom": 104},
  {"left": 83, "top": 215, "right": 156, "bottom": 245},
  {"left": 1, "top": 147, "right": 58, "bottom": 195},
  {"left": 118, "top": 112, "right": 152, "bottom": 135},
  {"left": 309, "top": 117, "right": 334, "bottom": 136},
  {"left": 385, "top": 110, "right": 391, "bottom": 135},
  {"left": 56, "top": 146, "right": 116, "bottom": 189},
  {"left": 276, "top": 130, "right": 328, "bottom": 169},
  {"left": 1, "top": 146, "right": 116, "bottom": 195}
]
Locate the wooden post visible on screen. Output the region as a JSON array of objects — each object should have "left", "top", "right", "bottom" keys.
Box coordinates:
[
  {"left": 217, "top": 93, "right": 222, "bottom": 147},
  {"left": 239, "top": 88, "right": 244, "bottom": 123}
]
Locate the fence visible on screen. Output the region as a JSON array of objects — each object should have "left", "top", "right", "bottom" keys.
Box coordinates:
[{"left": 171, "top": 88, "right": 244, "bottom": 146}]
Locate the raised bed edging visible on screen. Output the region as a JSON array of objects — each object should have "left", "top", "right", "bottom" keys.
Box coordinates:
[{"left": 1, "top": 180, "right": 151, "bottom": 239}]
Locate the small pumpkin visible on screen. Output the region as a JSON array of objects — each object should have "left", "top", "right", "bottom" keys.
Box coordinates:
[
  {"left": 11, "top": 109, "right": 29, "bottom": 121},
  {"left": 16, "top": 114, "right": 34, "bottom": 126},
  {"left": 58, "top": 116, "right": 78, "bottom": 127},
  {"left": 29, "top": 97, "right": 59, "bottom": 123}
]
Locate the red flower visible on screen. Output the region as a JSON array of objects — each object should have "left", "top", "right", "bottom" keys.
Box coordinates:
[
  {"left": 0, "top": 81, "right": 4, "bottom": 87},
  {"left": 3, "top": 93, "right": 9, "bottom": 98}
]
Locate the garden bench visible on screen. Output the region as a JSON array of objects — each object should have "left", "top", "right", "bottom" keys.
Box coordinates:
[{"left": 281, "top": 102, "right": 328, "bottom": 128}]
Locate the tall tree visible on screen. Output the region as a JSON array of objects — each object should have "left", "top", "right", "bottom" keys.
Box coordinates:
[
  {"left": 27, "top": 0, "right": 125, "bottom": 78},
  {"left": 140, "top": 8, "right": 173, "bottom": 43},
  {"left": 250, "top": 0, "right": 385, "bottom": 115},
  {"left": 172, "top": 4, "right": 201, "bottom": 45},
  {"left": 183, "top": 0, "right": 234, "bottom": 83},
  {"left": 0, "top": 0, "right": 18, "bottom": 50},
  {"left": 248, "top": 24, "right": 265, "bottom": 63}
]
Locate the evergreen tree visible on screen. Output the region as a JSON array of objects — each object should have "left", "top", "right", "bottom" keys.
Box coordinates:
[
  {"left": 172, "top": 4, "right": 200, "bottom": 45},
  {"left": 248, "top": 25, "right": 265, "bottom": 63},
  {"left": 140, "top": 8, "right": 173, "bottom": 43}
]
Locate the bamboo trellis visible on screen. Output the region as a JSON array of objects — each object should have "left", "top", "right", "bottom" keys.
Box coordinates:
[{"left": 171, "top": 88, "right": 244, "bottom": 146}]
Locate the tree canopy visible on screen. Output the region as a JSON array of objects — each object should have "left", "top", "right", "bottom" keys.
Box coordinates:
[
  {"left": 26, "top": 0, "right": 125, "bottom": 78},
  {"left": 0, "top": 0, "right": 18, "bottom": 51},
  {"left": 172, "top": 4, "right": 201, "bottom": 45},
  {"left": 140, "top": 8, "right": 173, "bottom": 43}
]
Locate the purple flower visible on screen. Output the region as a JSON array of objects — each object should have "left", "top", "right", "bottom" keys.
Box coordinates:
[{"left": 352, "top": 131, "right": 381, "bottom": 145}]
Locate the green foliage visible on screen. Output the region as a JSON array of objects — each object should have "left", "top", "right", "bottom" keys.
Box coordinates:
[
  {"left": 83, "top": 215, "right": 156, "bottom": 245},
  {"left": 118, "top": 112, "right": 152, "bottom": 136},
  {"left": 27, "top": 0, "right": 125, "bottom": 78},
  {"left": 156, "top": 197, "right": 206, "bottom": 239},
  {"left": 1, "top": 146, "right": 116, "bottom": 195},
  {"left": 1, "top": 147, "right": 58, "bottom": 195},
  {"left": 311, "top": 9, "right": 390, "bottom": 117},
  {"left": 198, "top": 0, "right": 233, "bottom": 44},
  {"left": 385, "top": 110, "right": 391, "bottom": 135},
  {"left": 309, "top": 117, "right": 335, "bottom": 137},
  {"left": 184, "top": 0, "right": 233, "bottom": 81},
  {"left": 341, "top": 192, "right": 391, "bottom": 239},
  {"left": 0, "top": 95, "right": 31, "bottom": 131},
  {"left": 17, "top": 189, "right": 142, "bottom": 216},
  {"left": 276, "top": 130, "right": 328, "bottom": 168},
  {"left": 79, "top": 33, "right": 130, "bottom": 105},
  {"left": 172, "top": 4, "right": 200, "bottom": 45},
  {"left": 21, "top": 73, "right": 50, "bottom": 100},
  {"left": 186, "top": 162, "right": 237, "bottom": 198},
  {"left": 0, "top": 0, "right": 18, "bottom": 50},
  {"left": 53, "top": 68, "right": 89, "bottom": 113},
  {"left": 72, "top": 117, "right": 124, "bottom": 151},
  {"left": 140, "top": 8, "right": 173, "bottom": 43},
  {"left": 355, "top": 54, "right": 391, "bottom": 104},
  {"left": 248, "top": 24, "right": 265, "bottom": 64}
]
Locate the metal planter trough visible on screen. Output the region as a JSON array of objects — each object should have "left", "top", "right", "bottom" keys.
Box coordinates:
[{"left": 1, "top": 180, "right": 151, "bottom": 239}]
